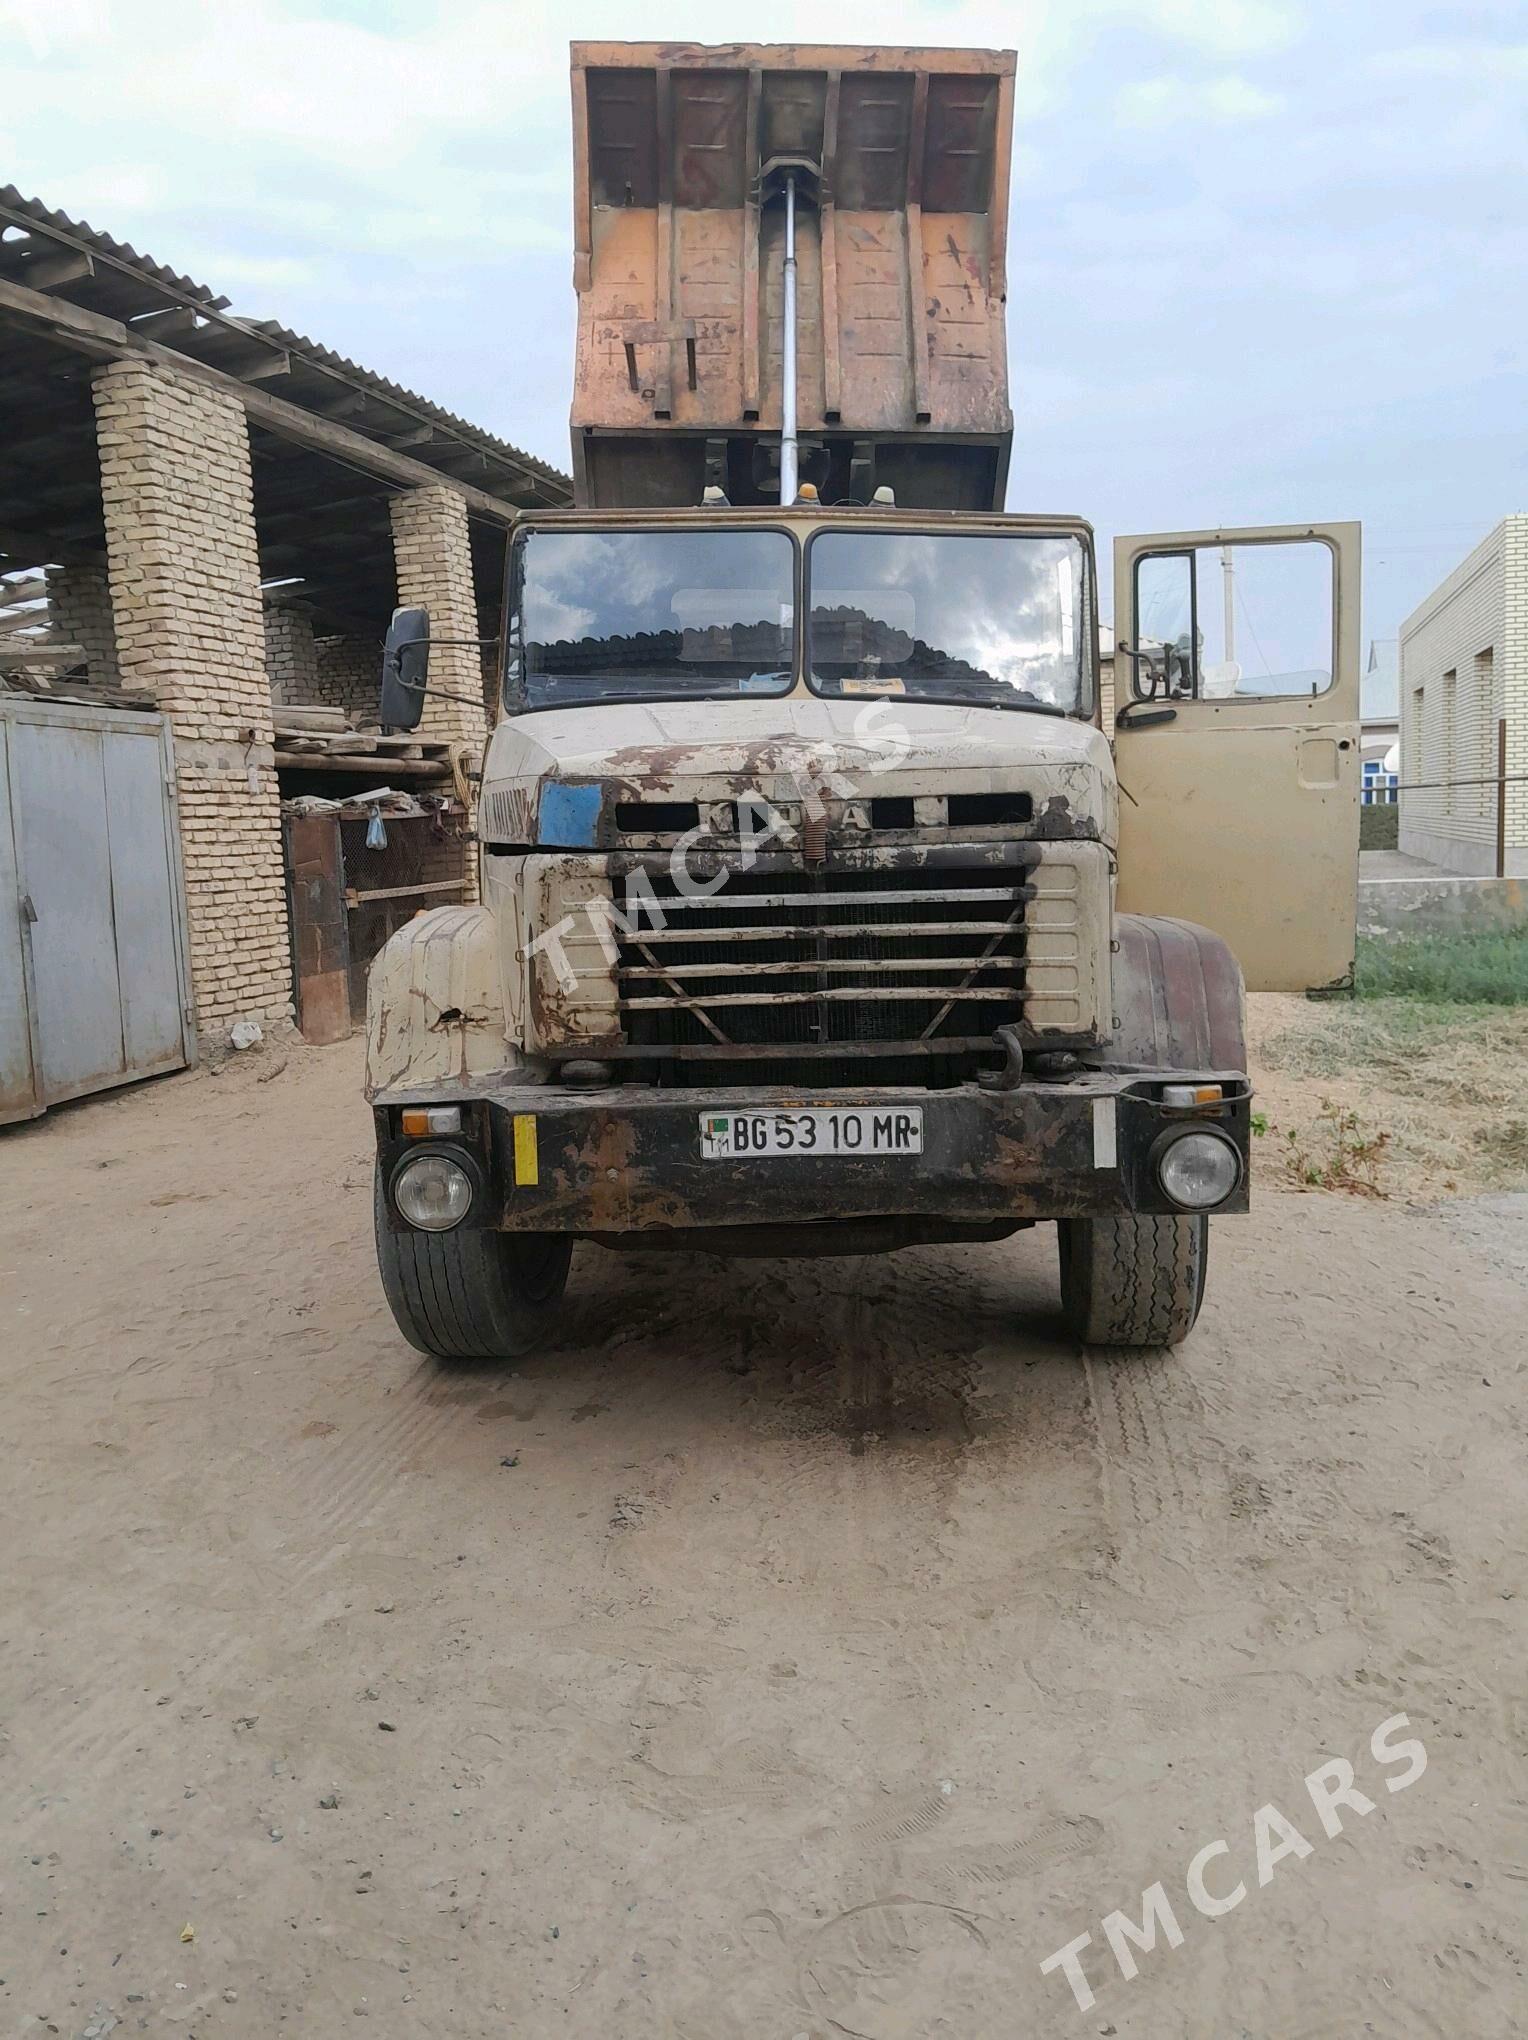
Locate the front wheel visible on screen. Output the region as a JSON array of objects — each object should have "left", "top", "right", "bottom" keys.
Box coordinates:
[
  {"left": 1057, "top": 1212, "right": 1208, "bottom": 1348},
  {"left": 374, "top": 1166, "right": 572, "bottom": 1360}
]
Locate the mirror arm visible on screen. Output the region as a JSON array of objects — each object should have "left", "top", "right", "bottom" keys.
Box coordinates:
[
  {"left": 1114, "top": 640, "right": 1163, "bottom": 702},
  {"left": 389, "top": 678, "right": 492, "bottom": 709},
  {"left": 390, "top": 637, "right": 502, "bottom": 710}
]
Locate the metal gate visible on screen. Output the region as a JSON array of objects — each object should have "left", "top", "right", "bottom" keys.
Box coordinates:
[{"left": 1, "top": 697, "right": 195, "bottom": 1124}]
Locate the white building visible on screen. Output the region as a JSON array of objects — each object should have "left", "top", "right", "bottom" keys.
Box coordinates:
[
  {"left": 1362, "top": 638, "right": 1400, "bottom": 801},
  {"left": 1398, "top": 516, "right": 1527, "bottom": 875}
]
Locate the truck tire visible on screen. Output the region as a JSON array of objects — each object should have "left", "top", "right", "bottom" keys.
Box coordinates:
[
  {"left": 374, "top": 1167, "right": 572, "bottom": 1361},
  {"left": 1056, "top": 1213, "right": 1208, "bottom": 1348}
]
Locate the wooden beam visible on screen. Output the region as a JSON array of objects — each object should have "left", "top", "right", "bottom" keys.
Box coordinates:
[
  {"left": 274, "top": 749, "right": 449, "bottom": 781},
  {"left": 2, "top": 640, "right": 86, "bottom": 662},
  {"left": 430, "top": 446, "right": 490, "bottom": 476},
  {"left": 0, "top": 607, "right": 48, "bottom": 638},
  {"left": 0, "top": 574, "right": 46, "bottom": 607},
  {"left": 0, "top": 274, "right": 528, "bottom": 523},
  {"left": 255, "top": 491, "right": 390, "bottom": 530},
  {"left": 21, "top": 249, "right": 95, "bottom": 290},
  {"left": 310, "top": 388, "right": 372, "bottom": 420},
  {"left": 345, "top": 878, "right": 466, "bottom": 906},
  {"left": 217, "top": 346, "right": 292, "bottom": 383},
  {"left": 128, "top": 306, "right": 203, "bottom": 340}
]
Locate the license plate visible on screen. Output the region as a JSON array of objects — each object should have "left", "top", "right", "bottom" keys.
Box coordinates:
[{"left": 698, "top": 1107, "right": 924, "bottom": 1159}]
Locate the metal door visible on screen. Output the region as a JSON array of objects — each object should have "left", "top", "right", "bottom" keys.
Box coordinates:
[
  {"left": 0, "top": 714, "right": 33, "bottom": 1119},
  {"left": 1112, "top": 523, "right": 1361, "bottom": 993},
  {"left": 2, "top": 700, "right": 195, "bottom": 1123}
]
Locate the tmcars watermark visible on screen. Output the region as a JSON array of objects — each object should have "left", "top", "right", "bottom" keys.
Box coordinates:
[
  {"left": 1040, "top": 1712, "right": 1428, "bottom": 2016},
  {"left": 525, "top": 700, "right": 913, "bottom": 994}
]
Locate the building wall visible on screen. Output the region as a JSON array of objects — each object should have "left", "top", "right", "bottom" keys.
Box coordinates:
[
  {"left": 388, "top": 486, "right": 488, "bottom": 753},
  {"left": 308, "top": 636, "right": 384, "bottom": 722},
  {"left": 44, "top": 562, "right": 121, "bottom": 689},
  {"left": 264, "top": 596, "right": 319, "bottom": 704},
  {"left": 94, "top": 359, "right": 294, "bottom": 1035},
  {"left": 1398, "top": 516, "right": 1527, "bottom": 876}
]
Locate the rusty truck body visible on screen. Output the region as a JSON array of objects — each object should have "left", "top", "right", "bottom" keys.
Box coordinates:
[{"left": 364, "top": 42, "right": 1360, "bottom": 1359}]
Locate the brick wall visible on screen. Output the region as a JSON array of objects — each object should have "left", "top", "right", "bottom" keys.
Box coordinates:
[
  {"left": 264, "top": 595, "right": 319, "bottom": 704},
  {"left": 388, "top": 485, "right": 488, "bottom": 751},
  {"left": 310, "top": 635, "right": 383, "bottom": 721},
  {"left": 1506, "top": 519, "right": 1528, "bottom": 863},
  {"left": 94, "top": 358, "right": 294, "bottom": 1034},
  {"left": 389, "top": 485, "right": 488, "bottom": 903},
  {"left": 1398, "top": 516, "right": 1526, "bottom": 876},
  {"left": 45, "top": 562, "right": 121, "bottom": 689}
]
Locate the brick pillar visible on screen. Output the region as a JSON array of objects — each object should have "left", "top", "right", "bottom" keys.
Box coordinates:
[
  {"left": 388, "top": 485, "right": 488, "bottom": 751},
  {"left": 263, "top": 593, "right": 319, "bottom": 706},
  {"left": 389, "top": 484, "right": 487, "bottom": 902},
  {"left": 94, "top": 359, "right": 293, "bottom": 1038},
  {"left": 45, "top": 562, "right": 120, "bottom": 689}
]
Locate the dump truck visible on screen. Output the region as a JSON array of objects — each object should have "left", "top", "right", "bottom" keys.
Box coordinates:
[{"left": 365, "top": 41, "right": 1360, "bottom": 1359}]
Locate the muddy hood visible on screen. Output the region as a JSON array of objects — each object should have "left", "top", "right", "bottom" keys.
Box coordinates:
[{"left": 481, "top": 698, "right": 1117, "bottom": 845}]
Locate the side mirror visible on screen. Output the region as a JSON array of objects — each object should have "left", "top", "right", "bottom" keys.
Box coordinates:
[
  {"left": 1131, "top": 552, "right": 1199, "bottom": 700},
  {"left": 380, "top": 605, "right": 430, "bottom": 731}
]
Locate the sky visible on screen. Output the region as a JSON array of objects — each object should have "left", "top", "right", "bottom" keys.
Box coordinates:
[{"left": 3, "top": 0, "right": 1526, "bottom": 702}]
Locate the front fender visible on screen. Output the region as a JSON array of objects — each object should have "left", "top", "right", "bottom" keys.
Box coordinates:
[
  {"left": 365, "top": 905, "right": 509, "bottom": 1096},
  {"left": 1105, "top": 914, "right": 1247, "bottom": 1071}
]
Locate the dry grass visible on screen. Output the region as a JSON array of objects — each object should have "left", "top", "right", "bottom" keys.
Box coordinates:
[{"left": 1247, "top": 993, "right": 1528, "bottom": 1200}]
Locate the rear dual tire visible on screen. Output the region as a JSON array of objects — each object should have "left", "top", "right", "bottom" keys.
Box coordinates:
[
  {"left": 374, "top": 1165, "right": 571, "bottom": 1361},
  {"left": 1057, "top": 1212, "right": 1209, "bottom": 1348}
]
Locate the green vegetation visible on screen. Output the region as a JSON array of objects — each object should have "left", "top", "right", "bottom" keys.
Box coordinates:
[
  {"left": 1279, "top": 1101, "right": 1391, "bottom": 1196},
  {"left": 1353, "top": 929, "right": 1528, "bottom": 1004},
  {"left": 1359, "top": 803, "right": 1399, "bottom": 850}
]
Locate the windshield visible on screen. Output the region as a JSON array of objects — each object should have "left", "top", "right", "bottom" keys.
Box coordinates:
[
  {"left": 509, "top": 528, "right": 795, "bottom": 708},
  {"left": 807, "top": 531, "right": 1088, "bottom": 712}
]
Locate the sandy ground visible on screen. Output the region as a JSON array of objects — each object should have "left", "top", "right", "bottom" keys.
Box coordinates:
[{"left": 3, "top": 1018, "right": 1526, "bottom": 2039}]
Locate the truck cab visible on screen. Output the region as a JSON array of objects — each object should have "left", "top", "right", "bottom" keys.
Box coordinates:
[{"left": 362, "top": 42, "right": 1359, "bottom": 1358}]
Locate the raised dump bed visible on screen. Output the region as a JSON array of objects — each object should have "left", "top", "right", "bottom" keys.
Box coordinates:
[{"left": 570, "top": 41, "right": 1014, "bottom": 510}]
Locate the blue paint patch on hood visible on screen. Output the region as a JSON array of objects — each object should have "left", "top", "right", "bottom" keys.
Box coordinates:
[{"left": 538, "top": 780, "right": 603, "bottom": 847}]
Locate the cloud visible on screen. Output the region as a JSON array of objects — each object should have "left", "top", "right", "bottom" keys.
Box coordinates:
[
  {"left": 202, "top": 250, "right": 327, "bottom": 292},
  {"left": 1375, "top": 38, "right": 1528, "bottom": 80},
  {"left": 1134, "top": 0, "right": 1302, "bottom": 58},
  {"left": 1116, "top": 72, "right": 1285, "bottom": 126}
]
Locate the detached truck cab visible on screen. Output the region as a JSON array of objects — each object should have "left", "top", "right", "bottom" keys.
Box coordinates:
[{"left": 364, "top": 43, "right": 1360, "bottom": 1359}]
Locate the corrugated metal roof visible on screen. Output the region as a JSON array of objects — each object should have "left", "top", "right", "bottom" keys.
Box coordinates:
[
  {"left": 245, "top": 313, "right": 569, "bottom": 489},
  {"left": 0, "top": 184, "right": 571, "bottom": 505},
  {"left": 0, "top": 184, "right": 227, "bottom": 306}
]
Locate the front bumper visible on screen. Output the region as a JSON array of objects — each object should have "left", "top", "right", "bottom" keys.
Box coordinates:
[{"left": 375, "top": 1071, "right": 1252, "bottom": 1237}]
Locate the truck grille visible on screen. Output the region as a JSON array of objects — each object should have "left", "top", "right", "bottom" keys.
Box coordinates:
[{"left": 615, "top": 866, "right": 1030, "bottom": 1053}]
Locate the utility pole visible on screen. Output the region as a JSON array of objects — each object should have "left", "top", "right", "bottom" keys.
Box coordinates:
[{"left": 1221, "top": 545, "right": 1235, "bottom": 663}]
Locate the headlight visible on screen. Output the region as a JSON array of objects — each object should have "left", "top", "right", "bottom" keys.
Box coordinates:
[
  {"left": 393, "top": 1152, "right": 474, "bottom": 1231},
  {"left": 1156, "top": 1130, "right": 1241, "bottom": 1210}
]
